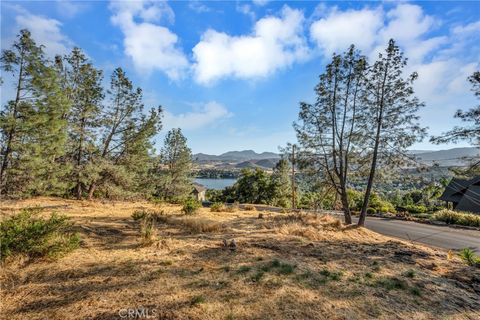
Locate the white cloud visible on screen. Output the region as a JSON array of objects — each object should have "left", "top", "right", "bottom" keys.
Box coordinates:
[
  {"left": 310, "top": 7, "right": 383, "bottom": 56},
  {"left": 110, "top": 0, "right": 188, "bottom": 80},
  {"left": 163, "top": 101, "right": 232, "bottom": 130},
  {"left": 13, "top": 8, "right": 72, "bottom": 56},
  {"left": 192, "top": 5, "right": 310, "bottom": 84},
  {"left": 310, "top": 4, "right": 446, "bottom": 64}
]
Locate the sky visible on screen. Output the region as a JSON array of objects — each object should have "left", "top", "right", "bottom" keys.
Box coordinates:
[{"left": 1, "top": 0, "right": 479, "bottom": 155}]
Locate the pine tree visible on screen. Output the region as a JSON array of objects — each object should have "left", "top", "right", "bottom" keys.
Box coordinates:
[
  {"left": 155, "top": 128, "right": 193, "bottom": 201},
  {"left": 357, "top": 40, "right": 426, "bottom": 226},
  {"left": 294, "top": 46, "right": 367, "bottom": 224},
  {"left": 61, "top": 47, "right": 104, "bottom": 199},
  {"left": 269, "top": 158, "right": 292, "bottom": 208},
  {"left": 0, "top": 30, "right": 69, "bottom": 197},
  {"left": 86, "top": 68, "right": 162, "bottom": 199}
]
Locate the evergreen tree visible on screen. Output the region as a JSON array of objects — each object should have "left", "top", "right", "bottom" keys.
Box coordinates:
[
  {"left": 269, "top": 158, "right": 292, "bottom": 208},
  {"left": 0, "top": 30, "right": 69, "bottom": 196},
  {"left": 62, "top": 47, "right": 104, "bottom": 199},
  {"left": 156, "top": 128, "right": 192, "bottom": 201},
  {"left": 294, "top": 46, "right": 367, "bottom": 224},
  {"left": 358, "top": 40, "right": 426, "bottom": 226},
  {"left": 86, "top": 68, "right": 162, "bottom": 199}
]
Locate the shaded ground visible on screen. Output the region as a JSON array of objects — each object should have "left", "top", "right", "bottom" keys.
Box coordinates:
[{"left": 1, "top": 197, "right": 479, "bottom": 320}]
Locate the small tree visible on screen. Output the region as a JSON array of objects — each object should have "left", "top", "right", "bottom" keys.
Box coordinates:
[
  {"left": 156, "top": 128, "right": 193, "bottom": 201},
  {"left": 358, "top": 39, "right": 426, "bottom": 226},
  {"left": 269, "top": 158, "right": 292, "bottom": 207}
]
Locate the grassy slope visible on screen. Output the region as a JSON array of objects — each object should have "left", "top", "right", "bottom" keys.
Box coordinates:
[{"left": 1, "top": 197, "right": 479, "bottom": 320}]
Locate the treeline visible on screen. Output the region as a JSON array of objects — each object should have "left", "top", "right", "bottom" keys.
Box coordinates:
[{"left": 0, "top": 30, "right": 193, "bottom": 200}]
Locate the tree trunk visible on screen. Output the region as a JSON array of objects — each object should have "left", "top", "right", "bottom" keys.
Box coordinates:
[
  {"left": 358, "top": 64, "right": 388, "bottom": 226},
  {"left": 0, "top": 56, "right": 24, "bottom": 196},
  {"left": 87, "top": 183, "right": 96, "bottom": 200},
  {"left": 340, "top": 187, "right": 352, "bottom": 225}
]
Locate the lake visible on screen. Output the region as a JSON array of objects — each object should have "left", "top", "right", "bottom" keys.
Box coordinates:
[{"left": 194, "top": 178, "right": 236, "bottom": 190}]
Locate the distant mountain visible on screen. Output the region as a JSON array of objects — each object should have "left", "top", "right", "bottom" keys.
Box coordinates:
[
  {"left": 194, "top": 150, "right": 280, "bottom": 162},
  {"left": 411, "top": 147, "right": 480, "bottom": 166}
]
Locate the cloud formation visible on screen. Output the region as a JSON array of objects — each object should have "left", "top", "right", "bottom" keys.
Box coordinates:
[
  {"left": 110, "top": 0, "right": 188, "bottom": 80},
  {"left": 14, "top": 8, "right": 72, "bottom": 56},
  {"left": 163, "top": 101, "right": 232, "bottom": 131},
  {"left": 192, "top": 6, "right": 310, "bottom": 84}
]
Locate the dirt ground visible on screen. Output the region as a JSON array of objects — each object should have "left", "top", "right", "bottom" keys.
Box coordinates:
[{"left": 1, "top": 197, "right": 479, "bottom": 320}]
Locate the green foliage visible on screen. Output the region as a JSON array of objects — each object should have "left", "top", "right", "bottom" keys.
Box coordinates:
[
  {"left": 210, "top": 202, "right": 225, "bottom": 212},
  {"left": 433, "top": 209, "right": 480, "bottom": 227},
  {"left": 0, "top": 208, "right": 80, "bottom": 260},
  {"left": 155, "top": 129, "right": 193, "bottom": 202},
  {"left": 234, "top": 168, "right": 271, "bottom": 204},
  {"left": 403, "top": 204, "right": 428, "bottom": 214},
  {"left": 458, "top": 248, "right": 480, "bottom": 266},
  {"left": 182, "top": 198, "right": 201, "bottom": 215},
  {"left": 366, "top": 208, "right": 377, "bottom": 215},
  {"left": 269, "top": 159, "right": 292, "bottom": 208}
]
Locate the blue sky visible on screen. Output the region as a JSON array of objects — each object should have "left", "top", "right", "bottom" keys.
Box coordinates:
[{"left": 1, "top": 0, "right": 479, "bottom": 154}]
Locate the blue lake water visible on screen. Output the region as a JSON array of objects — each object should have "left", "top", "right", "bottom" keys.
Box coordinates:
[{"left": 194, "top": 178, "right": 236, "bottom": 190}]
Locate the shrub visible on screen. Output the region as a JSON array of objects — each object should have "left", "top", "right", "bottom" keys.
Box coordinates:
[
  {"left": 243, "top": 204, "right": 256, "bottom": 211},
  {"left": 403, "top": 204, "right": 428, "bottom": 214},
  {"left": 210, "top": 202, "right": 225, "bottom": 212},
  {"left": 0, "top": 208, "right": 80, "bottom": 260},
  {"left": 132, "top": 210, "right": 148, "bottom": 221},
  {"left": 433, "top": 209, "right": 480, "bottom": 227},
  {"left": 139, "top": 217, "right": 157, "bottom": 246},
  {"left": 182, "top": 198, "right": 201, "bottom": 215},
  {"left": 366, "top": 207, "right": 377, "bottom": 215},
  {"left": 458, "top": 248, "right": 480, "bottom": 266}
]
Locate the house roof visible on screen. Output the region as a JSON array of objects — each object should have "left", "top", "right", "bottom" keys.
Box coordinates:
[
  {"left": 438, "top": 178, "right": 470, "bottom": 202},
  {"left": 192, "top": 183, "right": 206, "bottom": 193},
  {"left": 456, "top": 185, "right": 480, "bottom": 213}
]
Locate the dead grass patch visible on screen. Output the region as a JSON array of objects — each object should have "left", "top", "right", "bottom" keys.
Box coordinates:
[{"left": 1, "top": 197, "right": 480, "bottom": 320}]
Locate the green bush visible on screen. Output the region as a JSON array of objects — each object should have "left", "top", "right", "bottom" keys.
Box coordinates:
[
  {"left": 403, "top": 204, "right": 428, "bottom": 214},
  {"left": 366, "top": 207, "right": 377, "bottom": 215},
  {"left": 210, "top": 202, "right": 225, "bottom": 212},
  {"left": 182, "top": 198, "right": 201, "bottom": 215},
  {"left": 433, "top": 209, "right": 480, "bottom": 227},
  {"left": 458, "top": 248, "right": 480, "bottom": 266},
  {"left": 0, "top": 208, "right": 80, "bottom": 261}
]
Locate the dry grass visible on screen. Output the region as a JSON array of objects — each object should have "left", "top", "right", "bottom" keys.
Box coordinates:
[{"left": 1, "top": 197, "right": 479, "bottom": 320}]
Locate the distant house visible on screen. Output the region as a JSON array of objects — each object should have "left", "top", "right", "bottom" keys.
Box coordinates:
[
  {"left": 192, "top": 183, "right": 206, "bottom": 202},
  {"left": 439, "top": 176, "right": 480, "bottom": 213}
]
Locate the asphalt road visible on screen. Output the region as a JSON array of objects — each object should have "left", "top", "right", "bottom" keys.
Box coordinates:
[
  {"left": 352, "top": 215, "right": 480, "bottom": 253},
  {"left": 236, "top": 204, "right": 480, "bottom": 252}
]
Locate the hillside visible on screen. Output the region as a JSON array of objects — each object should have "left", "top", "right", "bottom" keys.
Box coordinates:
[
  {"left": 413, "top": 147, "right": 480, "bottom": 166},
  {"left": 1, "top": 198, "right": 479, "bottom": 319},
  {"left": 194, "top": 150, "right": 280, "bottom": 162}
]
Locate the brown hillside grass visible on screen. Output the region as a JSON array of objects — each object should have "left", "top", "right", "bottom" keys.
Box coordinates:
[{"left": 0, "top": 197, "right": 479, "bottom": 320}]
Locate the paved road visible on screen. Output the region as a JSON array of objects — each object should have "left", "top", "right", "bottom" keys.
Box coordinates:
[
  {"left": 237, "top": 204, "right": 480, "bottom": 252},
  {"left": 351, "top": 216, "right": 480, "bottom": 253}
]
